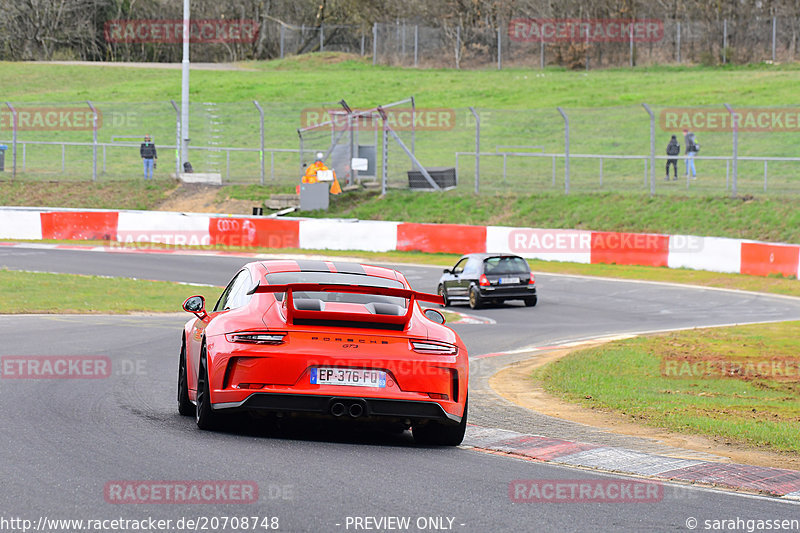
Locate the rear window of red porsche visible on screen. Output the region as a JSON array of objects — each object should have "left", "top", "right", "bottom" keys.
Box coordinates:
[{"left": 265, "top": 272, "right": 406, "bottom": 307}]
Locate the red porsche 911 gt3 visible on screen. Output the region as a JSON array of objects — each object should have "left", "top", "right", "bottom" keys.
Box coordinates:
[{"left": 178, "top": 259, "right": 469, "bottom": 445}]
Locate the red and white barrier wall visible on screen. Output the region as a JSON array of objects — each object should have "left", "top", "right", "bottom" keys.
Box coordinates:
[{"left": 1, "top": 207, "right": 799, "bottom": 280}]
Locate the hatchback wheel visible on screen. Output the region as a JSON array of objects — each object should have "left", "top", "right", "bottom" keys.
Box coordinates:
[
  {"left": 438, "top": 285, "right": 449, "bottom": 308},
  {"left": 469, "top": 287, "right": 483, "bottom": 309}
]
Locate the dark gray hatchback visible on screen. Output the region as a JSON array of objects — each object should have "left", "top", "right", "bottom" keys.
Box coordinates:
[{"left": 437, "top": 253, "right": 537, "bottom": 309}]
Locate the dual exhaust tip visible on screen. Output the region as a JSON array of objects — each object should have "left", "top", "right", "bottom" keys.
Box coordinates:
[{"left": 330, "top": 400, "right": 366, "bottom": 418}]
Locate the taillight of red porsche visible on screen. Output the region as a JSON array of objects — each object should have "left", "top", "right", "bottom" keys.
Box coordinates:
[
  {"left": 410, "top": 340, "right": 458, "bottom": 355},
  {"left": 225, "top": 332, "right": 286, "bottom": 345}
]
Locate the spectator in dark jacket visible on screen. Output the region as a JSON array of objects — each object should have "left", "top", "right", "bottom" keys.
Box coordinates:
[
  {"left": 140, "top": 135, "right": 157, "bottom": 180},
  {"left": 665, "top": 135, "right": 680, "bottom": 181}
]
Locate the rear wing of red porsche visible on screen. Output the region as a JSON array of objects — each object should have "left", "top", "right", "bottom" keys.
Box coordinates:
[{"left": 249, "top": 282, "right": 443, "bottom": 326}]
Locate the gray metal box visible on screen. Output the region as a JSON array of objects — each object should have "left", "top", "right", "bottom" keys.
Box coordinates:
[{"left": 300, "top": 182, "right": 330, "bottom": 211}]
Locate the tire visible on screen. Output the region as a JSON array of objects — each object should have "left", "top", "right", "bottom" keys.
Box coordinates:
[
  {"left": 524, "top": 295, "right": 538, "bottom": 307},
  {"left": 195, "top": 342, "right": 220, "bottom": 430},
  {"left": 413, "top": 397, "right": 468, "bottom": 446},
  {"left": 437, "top": 285, "right": 449, "bottom": 308},
  {"left": 468, "top": 286, "right": 483, "bottom": 309},
  {"left": 177, "top": 338, "right": 194, "bottom": 416}
]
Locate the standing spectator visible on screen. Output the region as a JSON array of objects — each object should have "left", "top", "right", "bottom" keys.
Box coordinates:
[
  {"left": 665, "top": 134, "right": 680, "bottom": 181},
  {"left": 683, "top": 129, "right": 699, "bottom": 179},
  {"left": 140, "top": 135, "right": 157, "bottom": 180}
]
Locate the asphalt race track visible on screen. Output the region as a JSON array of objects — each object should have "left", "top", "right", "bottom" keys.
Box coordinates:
[{"left": 1, "top": 246, "right": 800, "bottom": 532}]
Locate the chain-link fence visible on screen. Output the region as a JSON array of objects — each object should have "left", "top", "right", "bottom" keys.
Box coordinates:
[
  {"left": 254, "top": 17, "right": 800, "bottom": 69},
  {"left": 2, "top": 101, "right": 800, "bottom": 196},
  {"left": 241, "top": 17, "right": 800, "bottom": 69}
]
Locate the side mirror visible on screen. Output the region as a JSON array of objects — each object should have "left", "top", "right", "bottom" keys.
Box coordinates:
[
  {"left": 423, "top": 308, "right": 446, "bottom": 325},
  {"left": 182, "top": 295, "right": 208, "bottom": 321},
  {"left": 442, "top": 268, "right": 451, "bottom": 274}
]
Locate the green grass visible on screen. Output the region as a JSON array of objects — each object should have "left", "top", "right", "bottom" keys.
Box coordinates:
[
  {"left": 534, "top": 322, "right": 800, "bottom": 453},
  {"left": 3, "top": 58, "right": 800, "bottom": 107},
  {"left": 0, "top": 269, "right": 220, "bottom": 314}
]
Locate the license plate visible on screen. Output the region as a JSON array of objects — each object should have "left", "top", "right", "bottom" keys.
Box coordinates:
[
  {"left": 499, "top": 277, "right": 520, "bottom": 284},
  {"left": 310, "top": 367, "right": 386, "bottom": 388}
]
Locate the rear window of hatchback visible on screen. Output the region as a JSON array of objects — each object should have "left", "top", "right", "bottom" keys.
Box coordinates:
[{"left": 483, "top": 256, "right": 530, "bottom": 275}]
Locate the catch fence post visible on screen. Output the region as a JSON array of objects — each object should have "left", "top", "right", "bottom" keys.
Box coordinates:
[
  {"left": 497, "top": 26, "right": 502, "bottom": 70},
  {"left": 642, "top": 103, "right": 656, "bottom": 196},
  {"left": 414, "top": 26, "right": 419, "bottom": 67},
  {"left": 87, "top": 101, "right": 98, "bottom": 182},
  {"left": 456, "top": 26, "right": 461, "bottom": 69},
  {"left": 5, "top": 102, "right": 17, "bottom": 178},
  {"left": 629, "top": 22, "right": 634, "bottom": 67},
  {"left": 772, "top": 17, "right": 777, "bottom": 62},
  {"left": 469, "top": 107, "right": 480, "bottom": 194},
  {"left": 373, "top": 23, "right": 378, "bottom": 65},
  {"left": 724, "top": 103, "right": 738, "bottom": 198},
  {"left": 723, "top": 19, "right": 728, "bottom": 64},
  {"left": 557, "top": 107, "right": 570, "bottom": 194},
  {"left": 253, "top": 101, "right": 265, "bottom": 185},
  {"left": 170, "top": 100, "right": 181, "bottom": 177}
]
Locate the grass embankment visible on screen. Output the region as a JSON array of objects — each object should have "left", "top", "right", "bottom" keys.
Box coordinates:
[
  {"left": 0, "top": 269, "right": 219, "bottom": 314},
  {"left": 0, "top": 180, "right": 177, "bottom": 210},
  {"left": 4, "top": 58, "right": 799, "bottom": 107},
  {"left": 534, "top": 322, "right": 800, "bottom": 453},
  {"left": 3, "top": 58, "right": 800, "bottom": 188}
]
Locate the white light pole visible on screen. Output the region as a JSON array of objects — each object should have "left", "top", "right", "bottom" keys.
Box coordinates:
[{"left": 180, "top": 0, "right": 190, "bottom": 168}]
